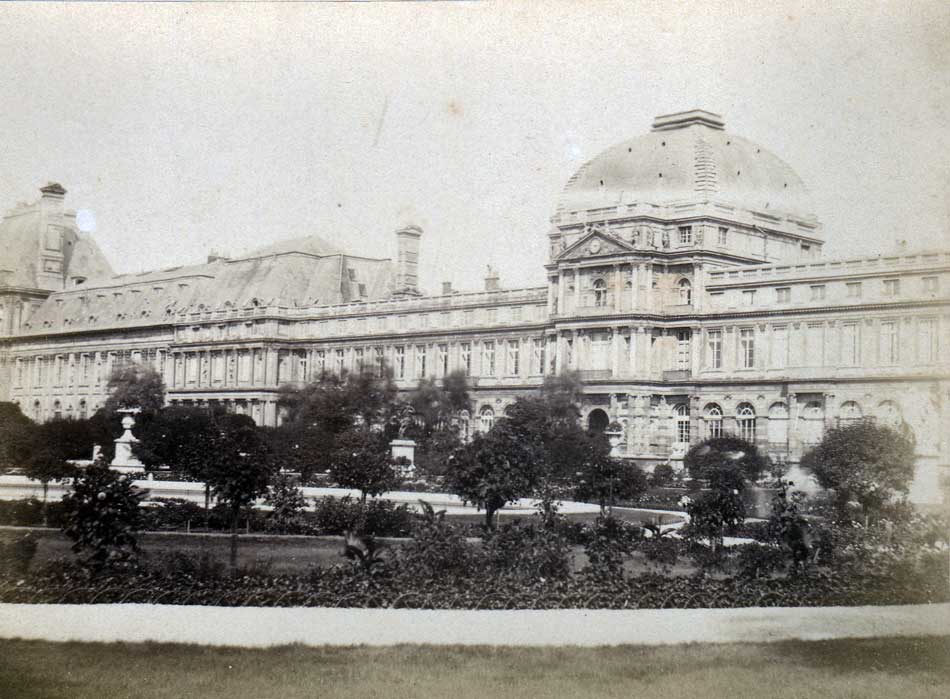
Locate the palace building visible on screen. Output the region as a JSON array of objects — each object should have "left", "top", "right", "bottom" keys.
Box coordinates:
[{"left": 1, "top": 110, "right": 948, "bottom": 501}]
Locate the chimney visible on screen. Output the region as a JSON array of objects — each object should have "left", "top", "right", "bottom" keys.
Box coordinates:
[
  {"left": 39, "top": 182, "right": 67, "bottom": 214},
  {"left": 394, "top": 224, "right": 423, "bottom": 296},
  {"left": 442, "top": 281, "right": 453, "bottom": 295},
  {"left": 207, "top": 249, "right": 229, "bottom": 263},
  {"left": 484, "top": 265, "right": 500, "bottom": 292}
]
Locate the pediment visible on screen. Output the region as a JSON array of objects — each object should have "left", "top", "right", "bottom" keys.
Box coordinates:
[{"left": 556, "top": 228, "right": 635, "bottom": 261}]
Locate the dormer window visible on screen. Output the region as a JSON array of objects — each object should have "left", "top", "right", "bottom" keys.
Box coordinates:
[
  {"left": 883, "top": 279, "right": 900, "bottom": 297},
  {"left": 717, "top": 227, "right": 728, "bottom": 245}
]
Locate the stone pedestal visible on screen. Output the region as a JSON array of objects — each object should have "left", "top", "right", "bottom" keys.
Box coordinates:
[
  {"left": 390, "top": 438, "right": 416, "bottom": 477},
  {"left": 111, "top": 410, "right": 145, "bottom": 474}
]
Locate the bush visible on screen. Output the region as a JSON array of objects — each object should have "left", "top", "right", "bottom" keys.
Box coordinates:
[
  {"left": 0, "top": 532, "right": 38, "bottom": 575},
  {"left": 641, "top": 537, "right": 680, "bottom": 567},
  {"left": 311, "top": 496, "right": 413, "bottom": 537},
  {"left": 394, "top": 502, "right": 481, "bottom": 582},
  {"left": 140, "top": 499, "right": 206, "bottom": 531},
  {"left": 482, "top": 517, "right": 572, "bottom": 582},
  {"left": 583, "top": 515, "right": 641, "bottom": 580},
  {"left": 264, "top": 475, "right": 309, "bottom": 534},
  {"left": 650, "top": 463, "right": 676, "bottom": 487},
  {"left": 735, "top": 543, "right": 787, "bottom": 579},
  {"left": 0, "top": 498, "right": 68, "bottom": 528}
]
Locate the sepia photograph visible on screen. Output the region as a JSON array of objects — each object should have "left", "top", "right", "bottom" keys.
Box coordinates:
[{"left": 0, "top": 1, "right": 948, "bottom": 697}]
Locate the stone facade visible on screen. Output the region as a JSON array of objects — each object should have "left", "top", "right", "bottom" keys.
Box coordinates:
[{"left": 1, "top": 110, "right": 948, "bottom": 501}]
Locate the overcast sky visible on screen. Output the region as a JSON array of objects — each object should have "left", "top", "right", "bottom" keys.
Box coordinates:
[{"left": 0, "top": 1, "right": 947, "bottom": 292}]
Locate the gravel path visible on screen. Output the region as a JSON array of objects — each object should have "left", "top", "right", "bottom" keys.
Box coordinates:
[{"left": 1, "top": 602, "right": 947, "bottom": 647}]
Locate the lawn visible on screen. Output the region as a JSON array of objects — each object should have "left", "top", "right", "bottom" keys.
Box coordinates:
[{"left": 1, "top": 637, "right": 948, "bottom": 699}]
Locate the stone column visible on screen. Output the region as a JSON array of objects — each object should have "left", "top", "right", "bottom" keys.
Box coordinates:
[
  {"left": 555, "top": 332, "right": 565, "bottom": 374},
  {"left": 691, "top": 326, "right": 702, "bottom": 376},
  {"left": 611, "top": 326, "right": 621, "bottom": 377},
  {"left": 694, "top": 262, "right": 704, "bottom": 311},
  {"left": 573, "top": 268, "right": 581, "bottom": 312},
  {"left": 557, "top": 272, "right": 566, "bottom": 316}
]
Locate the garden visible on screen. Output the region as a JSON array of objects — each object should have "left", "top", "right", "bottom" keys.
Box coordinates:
[{"left": 0, "top": 365, "right": 948, "bottom": 610}]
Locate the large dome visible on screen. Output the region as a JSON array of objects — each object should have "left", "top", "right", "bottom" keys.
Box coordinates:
[{"left": 557, "top": 110, "right": 815, "bottom": 223}]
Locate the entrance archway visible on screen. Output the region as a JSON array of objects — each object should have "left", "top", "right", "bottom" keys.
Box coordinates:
[{"left": 587, "top": 408, "right": 609, "bottom": 433}]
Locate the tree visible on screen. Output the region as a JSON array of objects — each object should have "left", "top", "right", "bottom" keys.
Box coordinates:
[
  {"left": 134, "top": 405, "right": 223, "bottom": 525},
  {"left": 199, "top": 414, "right": 275, "bottom": 569},
  {"left": 682, "top": 436, "right": 766, "bottom": 553},
  {"left": 446, "top": 419, "right": 545, "bottom": 529},
  {"left": 0, "top": 402, "right": 34, "bottom": 470},
  {"left": 264, "top": 473, "right": 309, "bottom": 534},
  {"left": 103, "top": 364, "right": 166, "bottom": 420},
  {"left": 801, "top": 419, "right": 916, "bottom": 526},
  {"left": 574, "top": 446, "right": 648, "bottom": 514},
  {"left": 23, "top": 444, "right": 74, "bottom": 526},
  {"left": 329, "top": 428, "right": 399, "bottom": 504},
  {"left": 403, "top": 372, "right": 470, "bottom": 477},
  {"left": 61, "top": 457, "right": 147, "bottom": 571}
]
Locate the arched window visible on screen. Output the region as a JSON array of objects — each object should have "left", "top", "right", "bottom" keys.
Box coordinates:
[
  {"left": 592, "top": 278, "right": 608, "bottom": 307},
  {"left": 587, "top": 408, "right": 609, "bottom": 433},
  {"left": 736, "top": 403, "right": 756, "bottom": 442},
  {"left": 33, "top": 400, "right": 41, "bottom": 421},
  {"left": 678, "top": 279, "right": 692, "bottom": 305},
  {"left": 53, "top": 400, "right": 62, "bottom": 421},
  {"left": 674, "top": 404, "right": 690, "bottom": 444},
  {"left": 704, "top": 404, "right": 723, "bottom": 439},
  {"left": 767, "top": 402, "right": 789, "bottom": 445},
  {"left": 839, "top": 401, "right": 862, "bottom": 425},
  {"left": 876, "top": 400, "right": 902, "bottom": 429},
  {"left": 479, "top": 406, "right": 495, "bottom": 433}
]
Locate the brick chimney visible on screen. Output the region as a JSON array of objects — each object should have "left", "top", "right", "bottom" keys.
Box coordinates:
[
  {"left": 394, "top": 224, "right": 422, "bottom": 296},
  {"left": 442, "top": 281, "right": 453, "bottom": 295}
]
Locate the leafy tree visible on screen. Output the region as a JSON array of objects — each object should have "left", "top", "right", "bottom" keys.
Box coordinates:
[
  {"left": 134, "top": 405, "right": 222, "bottom": 523},
  {"left": 329, "top": 427, "right": 399, "bottom": 504},
  {"left": 23, "top": 444, "right": 74, "bottom": 526},
  {"left": 201, "top": 414, "right": 275, "bottom": 569},
  {"left": 650, "top": 462, "right": 676, "bottom": 487},
  {"left": 682, "top": 436, "right": 766, "bottom": 553},
  {"left": 446, "top": 419, "right": 545, "bottom": 529},
  {"left": 801, "top": 420, "right": 916, "bottom": 526},
  {"left": 684, "top": 435, "right": 766, "bottom": 490},
  {"left": 61, "top": 457, "right": 147, "bottom": 571},
  {"left": 574, "top": 448, "right": 648, "bottom": 514},
  {"left": 103, "top": 364, "right": 166, "bottom": 420},
  {"left": 264, "top": 473, "right": 309, "bottom": 534},
  {"left": 0, "top": 402, "right": 34, "bottom": 470},
  {"left": 403, "top": 371, "right": 471, "bottom": 477},
  {"left": 395, "top": 501, "right": 480, "bottom": 581}
]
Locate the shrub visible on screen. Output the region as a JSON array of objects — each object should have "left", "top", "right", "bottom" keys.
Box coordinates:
[
  {"left": 641, "top": 537, "right": 680, "bottom": 567},
  {"left": 0, "top": 498, "right": 68, "bottom": 528},
  {"left": 61, "top": 459, "right": 148, "bottom": 571},
  {"left": 264, "top": 475, "right": 309, "bottom": 534},
  {"left": 140, "top": 498, "right": 206, "bottom": 531},
  {"left": 395, "top": 501, "right": 481, "bottom": 582},
  {"left": 482, "top": 518, "right": 572, "bottom": 582},
  {"left": 311, "top": 496, "right": 413, "bottom": 537},
  {"left": 650, "top": 463, "right": 675, "bottom": 488},
  {"left": 0, "top": 532, "right": 38, "bottom": 575},
  {"left": 583, "top": 515, "right": 641, "bottom": 580},
  {"left": 735, "top": 543, "right": 787, "bottom": 579}
]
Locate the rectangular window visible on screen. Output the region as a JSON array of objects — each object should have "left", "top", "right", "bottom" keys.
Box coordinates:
[
  {"left": 398, "top": 315, "right": 408, "bottom": 329},
  {"left": 718, "top": 227, "right": 728, "bottom": 245},
  {"left": 463, "top": 310, "right": 474, "bottom": 326},
  {"left": 772, "top": 326, "right": 788, "bottom": 369},
  {"left": 511, "top": 306, "right": 522, "bottom": 322},
  {"left": 740, "top": 328, "right": 755, "bottom": 369},
  {"left": 805, "top": 324, "right": 823, "bottom": 367},
  {"left": 507, "top": 341, "right": 520, "bottom": 375},
  {"left": 923, "top": 276, "right": 939, "bottom": 294},
  {"left": 374, "top": 347, "right": 384, "bottom": 377},
  {"left": 531, "top": 338, "right": 545, "bottom": 374},
  {"left": 742, "top": 290, "right": 756, "bottom": 306},
  {"left": 879, "top": 321, "right": 898, "bottom": 364},
  {"left": 707, "top": 330, "right": 722, "bottom": 369},
  {"left": 846, "top": 282, "right": 862, "bottom": 298},
  {"left": 486, "top": 308, "right": 497, "bottom": 325},
  {"left": 435, "top": 344, "right": 447, "bottom": 375},
  {"left": 676, "top": 330, "right": 691, "bottom": 370},
  {"left": 316, "top": 350, "right": 326, "bottom": 375},
  {"left": 354, "top": 348, "right": 364, "bottom": 373},
  {"left": 415, "top": 345, "right": 427, "bottom": 378},
  {"left": 918, "top": 319, "right": 937, "bottom": 363},
  {"left": 460, "top": 342, "right": 472, "bottom": 376},
  {"left": 419, "top": 314, "right": 429, "bottom": 328},
  {"left": 810, "top": 285, "right": 826, "bottom": 301},
  {"left": 335, "top": 349, "right": 345, "bottom": 374},
  {"left": 678, "top": 226, "right": 693, "bottom": 245},
  {"left": 883, "top": 279, "right": 900, "bottom": 297},
  {"left": 482, "top": 341, "right": 495, "bottom": 376},
  {"left": 776, "top": 287, "right": 790, "bottom": 304},
  {"left": 841, "top": 323, "right": 859, "bottom": 366},
  {"left": 394, "top": 346, "right": 405, "bottom": 379},
  {"left": 15, "top": 359, "right": 24, "bottom": 386}
]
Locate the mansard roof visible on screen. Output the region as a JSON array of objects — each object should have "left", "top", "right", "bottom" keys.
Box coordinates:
[{"left": 19, "top": 235, "right": 395, "bottom": 335}]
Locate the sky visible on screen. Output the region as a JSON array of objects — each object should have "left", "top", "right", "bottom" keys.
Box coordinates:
[{"left": 0, "top": 1, "right": 948, "bottom": 292}]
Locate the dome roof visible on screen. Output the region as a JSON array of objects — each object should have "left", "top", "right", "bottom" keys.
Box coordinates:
[{"left": 557, "top": 110, "right": 815, "bottom": 222}]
